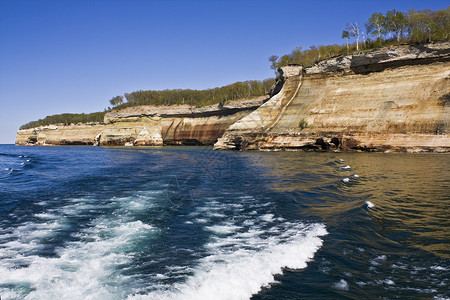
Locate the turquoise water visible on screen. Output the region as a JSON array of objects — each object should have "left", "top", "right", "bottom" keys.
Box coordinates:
[{"left": 0, "top": 145, "right": 448, "bottom": 299}]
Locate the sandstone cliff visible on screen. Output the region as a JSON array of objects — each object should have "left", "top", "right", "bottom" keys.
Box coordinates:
[
  {"left": 15, "top": 97, "right": 266, "bottom": 146},
  {"left": 214, "top": 43, "right": 450, "bottom": 152},
  {"left": 15, "top": 123, "right": 105, "bottom": 146},
  {"left": 16, "top": 43, "right": 450, "bottom": 151}
]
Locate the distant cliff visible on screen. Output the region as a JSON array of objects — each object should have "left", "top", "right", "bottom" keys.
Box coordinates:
[
  {"left": 15, "top": 97, "right": 267, "bottom": 146},
  {"left": 214, "top": 43, "right": 450, "bottom": 152}
]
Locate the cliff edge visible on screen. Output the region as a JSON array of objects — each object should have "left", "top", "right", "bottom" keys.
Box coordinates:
[
  {"left": 16, "top": 97, "right": 267, "bottom": 146},
  {"left": 214, "top": 43, "right": 450, "bottom": 152}
]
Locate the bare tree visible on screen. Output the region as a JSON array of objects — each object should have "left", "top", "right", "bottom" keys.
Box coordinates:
[
  {"left": 362, "top": 31, "right": 367, "bottom": 48},
  {"left": 346, "top": 22, "right": 361, "bottom": 51}
]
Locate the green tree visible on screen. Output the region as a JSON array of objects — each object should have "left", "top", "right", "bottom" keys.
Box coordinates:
[
  {"left": 341, "top": 30, "right": 350, "bottom": 51},
  {"left": 20, "top": 112, "right": 107, "bottom": 129},
  {"left": 109, "top": 95, "right": 124, "bottom": 107},
  {"left": 119, "top": 79, "right": 275, "bottom": 109},
  {"left": 385, "top": 9, "right": 407, "bottom": 41},
  {"left": 268, "top": 55, "right": 279, "bottom": 75},
  {"left": 275, "top": 7, "right": 448, "bottom": 70},
  {"left": 432, "top": 7, "right": 450, "bottom": 40},
  {"left": 408, "top": 9, "right": 435, "bottom": 42},
  {"left": 365, "top": 12, "right": 386, "bottom": 41}
]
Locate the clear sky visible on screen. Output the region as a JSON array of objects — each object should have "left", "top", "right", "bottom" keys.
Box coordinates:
[{"left": 0, "top": 0, "right": 447, "bottom": 143}]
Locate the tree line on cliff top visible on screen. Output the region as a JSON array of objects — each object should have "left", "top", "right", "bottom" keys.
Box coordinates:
[
  {"left": 20, "top": 7, "right": 448, "bottom": 129},
  {"left": 270, "top": 7, "right": 449, "bottom": 70},
  {"left": 20, "top": 112, "right": 106, "bottom": 130},
  {"left": 19, "top": 79, "right": 275, "bottom": 129},
  {"left": 113, "top": 78, "right": 275, "bottom": 109}
]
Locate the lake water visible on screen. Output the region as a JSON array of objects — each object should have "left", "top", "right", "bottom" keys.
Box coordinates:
[{"left": 0, "top": 145, "right": 448, "bottom": 299}]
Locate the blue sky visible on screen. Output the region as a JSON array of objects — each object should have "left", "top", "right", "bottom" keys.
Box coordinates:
[{"left": 0, "top": 0, "right": 447, "bottom": 143}]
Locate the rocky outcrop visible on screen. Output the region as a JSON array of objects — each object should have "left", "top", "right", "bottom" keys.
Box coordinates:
[
  {"left": 16, "top": 43, "right": 450, "bottom": 151},
  {"left": 214, "top": 43, "right": 450, "bottom": 152},
  {"left": 16, "top": 97, "right": 267, "bottom": 146},
  {"left": 15, "top": 123, "right": 105, "bottom": 146},
  {"left": 98, "top": 97, "right": 266, "bottom": 146},
  {"left": 133, "top": 127, "right": 163, "bottom": 146}
]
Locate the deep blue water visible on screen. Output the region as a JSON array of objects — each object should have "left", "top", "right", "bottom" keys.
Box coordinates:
[{"left": 0, "top": 144, "right": 448, "bottom": 299}]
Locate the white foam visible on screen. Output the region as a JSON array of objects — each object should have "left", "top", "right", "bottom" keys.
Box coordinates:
[
  {"left": 340, "top": 165, "right": 351, "bottom": 170},
  {"left": 433, "top": 295, "right": 448, "bottom": 299},
  {"left": 206, "top": 224, "right": 242, "bottom": 235},
  {"left": 431, "top": 265, "right": 447, "bottom": 271},
  {"left": 34, "top": 213, "right": 59, "bottom": 219},
  {"left": 370, "top": 254, "right": 386, "bottom": 265},
  {"left": 0, "top": 218, "right": 155, "bottom": 299},
  {"left": 333, "top": 279, "right": 349, "bottom": 291},
  {"left": 155, "top": 273, "right": 168, "bottom": 279},
  {"left": 0, "top": 221, "right": 70, "bottom": 256},
  {"left": 0, "top": 288, "right": 24, "bottom": 300},
  {"left": 0, "top": 194, "right": 159, "bottom": 300},
  {"left": 130, "top": 223, "right": 327, "bottom": 300},
  {"left": 207, "top": 212, "right": 227, "bottom": 218},
  {"left": 1, "top": 187, "right": 328, "bottom": 299},
  {"left": 194, "top": 218, "right": 209, "bottom": 224},
  {"left": 259, "top": 213, "right": 275, "bottom": 222},
  {"left": 342, "top": 178, "right": 350, "bottom": 183},
  {"left": 366, "top": 201, "right": 375, "bottom": 208},
  {"left": 352, "top": 174, "right": 359, "bottom": 178},
  {"left": 242, "top": 220, "right": 254, "bottom": 226}
]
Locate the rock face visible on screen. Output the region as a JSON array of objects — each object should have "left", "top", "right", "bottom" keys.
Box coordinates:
[
  {"left": 15, "top": 123, "right": 105, "bottom": 146},
  {"left": 98, "top": 97, "right": 266, "bottom": 146},
  {"left": 16, "top": 43, "right": 450, "bottom": 151},
  {"left": 15, "top": 97, "right": 266, "bottom": 146},
  {"left": 214, "top": 43, "right": 450, "bottom": 152}
]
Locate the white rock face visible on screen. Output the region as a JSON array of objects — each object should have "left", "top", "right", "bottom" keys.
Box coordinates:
[
  {"left": 214, "top": 43, "right": 450, "bottom": 152},
  {"left": 16, "top": 123, "right": 105, "bottom": 146},
  {"left": 134, "top": 127, "right": 163, "bottom": 146},
  {"left": 16, "top": 97, "right": 265, "bottom": 146}
]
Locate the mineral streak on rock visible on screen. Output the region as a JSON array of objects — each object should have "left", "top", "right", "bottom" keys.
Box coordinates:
[
  {"left": 15, "top": 97, "right": 267, "bottom": 146},
  {"left": 214, "top": 43, "right": 450, "bottom": 152},
  {"left": 16, "top": 43, "right": 450, "bottom": 152}
]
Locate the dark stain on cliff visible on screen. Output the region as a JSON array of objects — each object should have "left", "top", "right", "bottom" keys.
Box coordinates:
[
  {"left": 350, "top": 45, "right": 450, "bottom": 74},
  {"left": 438, "top": 93, "right": 450, "bottom": 106}
]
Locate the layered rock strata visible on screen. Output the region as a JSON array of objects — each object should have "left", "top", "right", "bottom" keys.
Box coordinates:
[
  {"left": 15, "top": 123, "right": 105, "bottom": 146},
  {"left": 15, "top": 97, "right": 266, "bottom": 146},
  {"left": 214, "top": 43, "right": 450, "bottom": 152}
]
